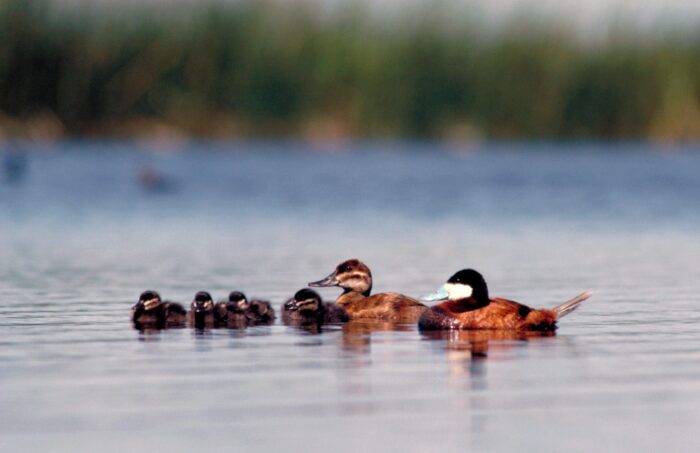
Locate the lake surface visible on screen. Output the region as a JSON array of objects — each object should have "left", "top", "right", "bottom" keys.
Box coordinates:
[{"left": 1, "top": 141, "right": 700, "bottom": 452}]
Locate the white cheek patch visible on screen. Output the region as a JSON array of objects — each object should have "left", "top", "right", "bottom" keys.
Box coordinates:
[
  {"left": 344, "top": 274, "right": 368, "bottom": 289},
  {"left": 144, "top": 299, "right": 160, "bottom": 310},
  {"left": 445, "top": 283, "right": 473, "bottom": 300},
  {"left": 298, "top": 300, "right": 318, "bottom": 310}
]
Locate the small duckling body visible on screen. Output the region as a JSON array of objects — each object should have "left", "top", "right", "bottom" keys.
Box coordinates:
[
  {"left": 282, "top": 288, "right": 350, "bottom": 326},
  {"left": 214, "top": 291, "right": 275, "bottom": 327},
  {"left": 188, "top": 291, "right": 216, "bottom": 328},
  {"left": 419, "top": 269, "right": 592, "bottom": 331},
  {"left": 309, "top": 259, "right": 427, "bottom": 322},
  {"left": 131, "top": 290, "right": 187, "bottom": 328}
]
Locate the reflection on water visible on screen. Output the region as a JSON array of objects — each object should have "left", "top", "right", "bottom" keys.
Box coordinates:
[
  {"left": 1, "top": 142, "right": 700, "bottom": 452},
  {"left": 422, "top": 328, "right": 556, "bottom": 357},
  {"left": 421, "top": 329, "right": 556, "bottom": 390},
  {"left": 340, "top": 321, "right": 417, "bottom": 355}
]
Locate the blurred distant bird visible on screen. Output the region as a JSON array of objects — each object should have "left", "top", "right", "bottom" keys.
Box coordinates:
[
  {"left": 137, "top": 166, "right": 178, "bottom": 193},
  {"left": 2, "top": 150, "right": 27, "bottom": 184}
]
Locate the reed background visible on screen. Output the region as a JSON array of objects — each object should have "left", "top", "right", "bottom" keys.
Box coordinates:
[{"left": 2, "top": 0, "right": 700, "bottom": 141}]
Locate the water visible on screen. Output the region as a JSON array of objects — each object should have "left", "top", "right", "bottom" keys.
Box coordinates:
[{"left": 1, "top": 141, "right": 700, "bottom": 452}]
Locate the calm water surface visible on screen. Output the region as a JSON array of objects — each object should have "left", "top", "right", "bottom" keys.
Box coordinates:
[{"left": 1, "top": 141, "right": 699, "bottom": 452}]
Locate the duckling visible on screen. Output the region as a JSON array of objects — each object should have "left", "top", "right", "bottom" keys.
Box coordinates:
[
  {"left": 214, "top": 291, "right": 276, "bottom": 327},
  {"left": 282, "top": 288, "right": 350, "bottom": 326},
  {"left": 309, "top": 259, "right": 428, "bottom": 322},
  {"left": 188, "top": 291, "right": 215, "bottom": 328},
  {"left": 131, "top": 290, "right": 186, "bottom": 328},
  {"left": 419, "top": 269, "right": 592, "bottom": 331}
]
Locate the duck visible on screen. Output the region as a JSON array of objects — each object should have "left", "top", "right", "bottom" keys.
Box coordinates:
[
  {"left": 418, "top": 269, "right": 592, "bottom": 331},
  {"left": 131, "top": 290, "right": 187, "bottom": 328},
  {"left": 282, "top": 288, "right": 350, "bottom": 326},
  {"left": 309, "top": 258, "right": 428, "bottom": 322},
  {"left": 188, "top": 291, "right": 216, "bottom": 328},
  {"left": 214, "top": 291, "right": 276, "bottom": 327}
]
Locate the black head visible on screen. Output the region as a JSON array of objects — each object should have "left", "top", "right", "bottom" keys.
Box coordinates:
[
  {"left": 285, "top": 288, "right": 322, "bottom": 313},
  {"left": 191, "top": 291, "right": 214, "bottom": 314},
  {"left": 139, "top": 290, "right": 160, "bottom": 302},
  {"left": 228, "top": 291, "right": 249, "bottom": 310},
  {"left": 137, "top": 290, "right": 162, "bottom": 311},
  {"left": 445, "top": 269, "right": 489, "bottom": 302}
]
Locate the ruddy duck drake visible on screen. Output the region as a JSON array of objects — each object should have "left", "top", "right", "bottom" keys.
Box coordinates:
[
  {"left": 309, "top": 259, "right": 427, "bottom": 322},
  {"left": 282, "top": 288, "right": 350, "bottom": 325},
  {"left": 188, "top": 291, "right": 215, "bottom": 327},
  {"left": 131, "top": 290, "right": 187, "bottom": 328},
  {"left": 214, "top": 291, "right": 276, "bottom": 327},
  {"left": 419, "top": 269, "right": 592, "bottom": 331}
]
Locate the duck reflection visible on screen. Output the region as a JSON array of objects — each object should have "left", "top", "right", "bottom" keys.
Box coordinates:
[
  {"left": 133, "top": 325, "right": 186, "bottom": 340},
  {"left": 340, "top": 320, "right": 416, "bottom": 354},
  {"left": 421, "top": 330, "right": 555, "bottom": 389}
]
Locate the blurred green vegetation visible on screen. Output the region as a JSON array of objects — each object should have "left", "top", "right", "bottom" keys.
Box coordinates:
[{"left": 1, "top": 0, "right": 700, "bottom": 140}]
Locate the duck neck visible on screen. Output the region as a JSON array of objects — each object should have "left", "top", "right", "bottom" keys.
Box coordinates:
[
  {"left": 337, "top": 287, "right": 370, "bottom": 307},
  {"left": 341, "top": 284, "right": 371, "bottom": 298}
]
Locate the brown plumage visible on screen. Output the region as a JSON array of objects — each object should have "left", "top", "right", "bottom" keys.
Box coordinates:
[
  {"left": 187, "top": 291, "right": 216, "bottom": 328},
  {"left": 214, "top": 291, "right": 276, "bottom": 328},
  {"left": 131, "top": 290, "right": 186, "bottom": 329},
  {"left": 282, "top": 288, "right": 350, "bottom": 326},
  {"left": 340, "top": 320, "right": 417, "bottom": 353},
  {"left": 309, "top": 258, "right": 427, "bottom": 322},
  {"left": 419, "top": 269, "right": 591, "bottom": 331}
]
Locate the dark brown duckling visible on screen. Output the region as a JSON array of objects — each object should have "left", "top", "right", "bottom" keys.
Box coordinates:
[
  {"left": 131, "top": 290, "right": 186, "bottom": 329},
  {"left": 282, "top": 288, "right": 350, "bottom": 326},
  {"left": 188, "top": 291, "right": 215, "bottom": 328},
  {"left": 309, "top": 258, "right": 427, "bottom": 322},
  {"left": 418, "top": 269, "right": 592, "bottom": 331},
  {"left": 214, "top": 291, "right": 276, "bottom": 327}
]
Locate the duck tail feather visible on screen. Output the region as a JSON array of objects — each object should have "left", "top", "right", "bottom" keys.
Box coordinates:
[{"left": 553, "top": 291, "right": 592, "bottom": 319}]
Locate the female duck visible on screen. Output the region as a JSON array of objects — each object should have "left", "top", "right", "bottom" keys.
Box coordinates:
[
  {"left": 282, "top": 288, "right": 350, "bottom": 326},
  {"left": 188, "top": 291, "right": 216, "bottom": 328},
  {"left": 131, "top": 290, "right": 187, "bottom": 328},
  {"left": 214, "top": 291, "right": 276, "bottom": 327},
  {"left": 419, "top": 269, "right": 592, "bottom": 331},
  {"left": 309, "top": 259, "right": 427, "bottom": 322}
]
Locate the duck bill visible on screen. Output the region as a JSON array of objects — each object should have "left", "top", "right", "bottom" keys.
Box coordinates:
[
  {"left": 422, "top": 284, "right": 449, "bottom": 302},
  {"left": 284, "top": 299, "right": 299, "bottom": 311},
  {"left": 308, "top": 271, "right": 339, "bottom": 288}
]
